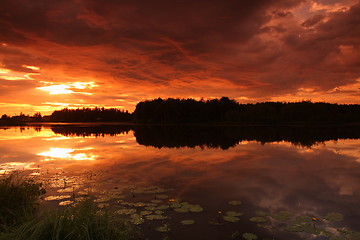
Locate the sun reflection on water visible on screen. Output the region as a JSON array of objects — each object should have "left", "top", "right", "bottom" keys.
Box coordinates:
[{"left": 38, "top": 148, "right": 97, "bottom": 161}]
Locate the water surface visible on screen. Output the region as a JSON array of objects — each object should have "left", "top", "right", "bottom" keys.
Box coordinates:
[{"left": 1, "top": 125, "right": 360, "bottom": 240}]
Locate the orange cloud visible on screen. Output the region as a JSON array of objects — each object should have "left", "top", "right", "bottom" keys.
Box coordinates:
[{"left": 0, "top": 0, "right": 359, "bottom": 115}]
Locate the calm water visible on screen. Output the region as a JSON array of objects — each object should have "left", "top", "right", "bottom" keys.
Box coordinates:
[{"left": 1, "top": 124, "right": 360, "bottom": 240}]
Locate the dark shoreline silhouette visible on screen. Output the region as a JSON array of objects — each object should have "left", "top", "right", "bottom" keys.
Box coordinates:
[
  {"left": 133, "top": 98, "right": 360, "bottom": 124},
  {"left": 47, "top": 124, "right": 360, "bottom": 149},
  {"left": 1, "top": 98, "right": 360, "bottom": 125}
]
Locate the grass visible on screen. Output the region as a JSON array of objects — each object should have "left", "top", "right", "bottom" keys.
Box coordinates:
[
  {"left": 0, "top": 172, "right": 46, "bottom": 230},
  {"left": 0, "top": 173, "right": 135, "bottom": 240}
]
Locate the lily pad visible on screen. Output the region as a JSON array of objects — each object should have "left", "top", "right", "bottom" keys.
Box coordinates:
[
  {"left": 226, "top": 211, "right": 243, "bottom": 217},
  {"left": 338, "top": 229, "right": 360, "bottom": 240},
  {"left": 45, "top": 195, "right": 71, "bottom": 201},
  {"left": 170, "top": 203, "right": 182, "bottom": 208},
  {"left": 302, "top": 224, "right": 321, "bottom": 234},
  {"left": 257, "top": 224, "right": 272, "bottom": 231},
  {"left": 151, "top": 199, "right": 163, "bottom": 204},
  {"left": 93, "top": 196, "right": 111, "bottom": 203},
  {"left": 273, "top": 210, "right": 293, "bottom": 221},
  {"left": 223, "top": 215, "right": 240, "bottom": 222},
  {"left": 286, "top": 224, "right": 304, "bottom": 232},
  {"left": 59, "top": 200, "right": 73, "bottom": 206},
  {"left": 146, "top": 214, "right": 168, "bottom": 220},
  {"left": 140, "top": 210, "right": 152, "bottom": 216},
  {"left": 181, "top": 220, "right": 195, "bottom": 225},
  {"left": 255, "top": 210, "right": 270, "bottom": 217},
  {"left": 115, "top": 208, "right": 136, "bottom": 215},
  {"left": 295, "top": 216, "right": 312, "bottom": 223},
  {"left": 155, "top": 223, "right": 170, "bottom": 232},
  {"left": 146, "top": 203, "right": 158, "bottom": 207},
  {"left": 130, "top": 214, "right": 144, "bottom": 225},
  {"left": 155, "top": 210, "right": 164, "bottom": 215},
  {"left": 174, "top": 207, "right": 189, "bottom": 213},
  {"left": 243, "top": 233, "right": 258, "bottom": 240},
  {"left": 133, "top": 202, "right": 146, "bottom": 207},
  {"left": 190, "top": 205, "right": 204, "bottom": 213},
  {"left": 250, "top": 217, "right": 267, "bottom": 223},
  {"left": 157, "top": 205, "right": 170, "bottom": 210},
  {"left": 324, "top": 212, "right": 343, "bottom": 222},
  {"left": 228, "top": 200, "right": 242, "bottom": 206},
  {"left": 145, "top": 206, "right": 157, "bottom": 211},
  {"left": 130, "top": 217, "right": 145, "bottom": 225}
]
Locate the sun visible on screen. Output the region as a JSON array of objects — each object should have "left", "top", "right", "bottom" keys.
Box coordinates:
[
  {"left": 37, "top": 85, "right": 74, "bottom": 95},
  {"left": 37, "top": 82, "right": 97, "bottom": 95}
]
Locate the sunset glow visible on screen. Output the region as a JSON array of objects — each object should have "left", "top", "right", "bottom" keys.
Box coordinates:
[
  {"left": 37, "top": 82, "right": 97, "bottom": 95},
  {"left": 38, "top": 148, "right": 96, "bottom": 161},
  {"left": 0, "top": 0, "right": 359, "bottom": 115},
  {"left": 37, "top": 85, "right": 74, "bottom": 95}
]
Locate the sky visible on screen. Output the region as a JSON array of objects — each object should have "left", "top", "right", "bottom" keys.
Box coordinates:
[{"left": 1, "top": 0, "right": 360, "bottom": 115}]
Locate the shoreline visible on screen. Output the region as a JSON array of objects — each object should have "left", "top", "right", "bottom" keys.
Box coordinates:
[{"left": 6, "top": 121, "right": 360, "bottom": 127}]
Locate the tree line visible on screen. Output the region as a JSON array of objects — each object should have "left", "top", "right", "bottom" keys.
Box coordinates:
[
  {"left": 133, "top": 97, "right": 360, "bottom": 124},
  {"left": 1, "top": 97, "right": 360, "bottom": 124},
  {"left": 49, "top": 107, "right": 132, "bottom": 122}
]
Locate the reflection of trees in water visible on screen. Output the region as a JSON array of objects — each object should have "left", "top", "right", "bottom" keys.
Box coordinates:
[
  {"left": 50, "top": 125, "right": 360, "bottom": 149},
  {"left": 134, "top": 125, "right": 360, "bottom": 149},
  {"left": 51, "top": 125, "right": 131, "bottom": 137}
]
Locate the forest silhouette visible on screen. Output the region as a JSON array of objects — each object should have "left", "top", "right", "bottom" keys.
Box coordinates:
[
  {"left": 133, "top": 97, "right": 360, "bottom": 124},
  {"left": 1, "top": 97, "right": 360, "bottom": 124},
  {"left": 50, "top": 107, "right": 133, "bottom": 122}
]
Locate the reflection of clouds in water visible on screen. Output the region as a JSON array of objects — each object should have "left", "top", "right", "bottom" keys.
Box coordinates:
[
  {"left": 314, "top": 139, "right": 360, "bottom": 162},
  {"left": 89, "top": 140, "right": 360, "bottom": 231},
  {"left": 1, "top": 126, "right": 360, "bottom": 232},
  {"left": 0, "top": 162, "right": 36, "bottom": 174},
  {"left": 43, "top": 136, "right": 72, "bottom": 141}
]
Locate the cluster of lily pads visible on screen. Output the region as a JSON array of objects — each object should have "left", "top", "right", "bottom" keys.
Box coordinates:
[
  {"left": 246, "top": 209, "right": 360, "bottom": 240},
  {"left": 92, "top": 185, "right": 206, "bottom": 233},
  {"left": 42, "top": 180, "right": 360, "bottom": 240}
]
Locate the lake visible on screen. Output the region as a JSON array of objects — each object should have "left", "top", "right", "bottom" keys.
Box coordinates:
[{"left": 1, "top": 124, "right": 360, "bottom": 240}]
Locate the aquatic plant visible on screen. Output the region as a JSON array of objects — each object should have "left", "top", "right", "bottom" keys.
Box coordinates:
[
  {"left": 180, "top": 220, "right": 195, "bottom": 225},
  {"left": 0, "top": 199, "right": 134, "bottom": 240},
  {"left": 0, "top": 173, "right": 45, "bottom": 230},
  {"left": 324, "top": 212, "right": 343, "bottom": 222},
  {"left": 155, "top": 223, "right": 170, "bottom": 232},
  {"left": 242, "top": 232, "right": 258, "bottom": 240}
]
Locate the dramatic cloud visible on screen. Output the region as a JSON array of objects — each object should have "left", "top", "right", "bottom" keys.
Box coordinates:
[{"left": 0, "top": 0, "right": 359, "bottom": 114}]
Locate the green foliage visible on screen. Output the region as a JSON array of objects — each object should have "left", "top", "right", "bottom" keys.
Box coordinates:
[
  {"left": 0, "top": 173, "right": 45, "bottom": 230},
  {"left": 0, "top": 200, "right": 134, "bottom": 240},
  {"left": 0, "top": 174, "right": 134, "bottom": 240}
]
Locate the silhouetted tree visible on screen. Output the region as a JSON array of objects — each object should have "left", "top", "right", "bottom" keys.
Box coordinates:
[
  {"left": 32, "top": 112, "right": 42, "bottom": 121},
  {"left": 1, "top": 114, "right": 9, "bottom": 120},
  {"left": 50, "top": 107, "right": 133, "bottom": 122},
  {"left": 133, "top": 98, "right": 360, "bottom": 124}
]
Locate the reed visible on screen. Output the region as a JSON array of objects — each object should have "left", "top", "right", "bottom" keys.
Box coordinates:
[
  {"left": 0, "top": 173, "right": 134, "bottom": 240},
  {"left": 0, "top": 172, "right": 45, "bottom": 230}
]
